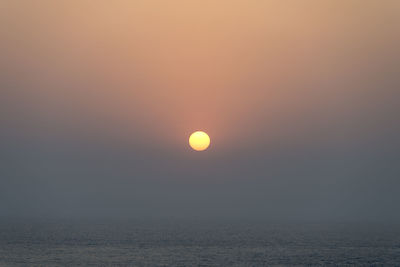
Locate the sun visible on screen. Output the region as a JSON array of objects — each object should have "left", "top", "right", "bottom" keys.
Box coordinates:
[{"left": 189, "top": 131, "right": 210, "bottom": 151}]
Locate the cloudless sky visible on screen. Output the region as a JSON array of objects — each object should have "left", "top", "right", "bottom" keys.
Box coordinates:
[{"left": 1, "top": 0, "right": 399, "bottom": 221}]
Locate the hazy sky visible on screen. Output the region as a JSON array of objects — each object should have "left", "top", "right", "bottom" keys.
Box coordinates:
[{"left": 1, "top": 1, "right": 399, "bottom": 221}]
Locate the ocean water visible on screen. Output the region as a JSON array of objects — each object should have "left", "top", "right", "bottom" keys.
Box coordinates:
[{"left": 0, "top": 221, "right": 399, "bottom": 266}]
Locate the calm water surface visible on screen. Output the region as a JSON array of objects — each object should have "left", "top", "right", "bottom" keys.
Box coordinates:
[{"left": 0, "top": 221, "right": 399, "bottom": 266}]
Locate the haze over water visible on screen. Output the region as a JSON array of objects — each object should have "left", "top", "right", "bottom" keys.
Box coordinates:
[{"left": 1, "top": 1, "right": 400, "bottom": 265}]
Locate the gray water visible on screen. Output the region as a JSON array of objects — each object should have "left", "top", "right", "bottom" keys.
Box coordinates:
[{"left": 0, "top": 221, "right": 399, "bottom": 266}]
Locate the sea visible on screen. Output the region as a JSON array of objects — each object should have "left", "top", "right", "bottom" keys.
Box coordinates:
[{"left": 0, "top": 220, "right": 399, "bottom": 266}]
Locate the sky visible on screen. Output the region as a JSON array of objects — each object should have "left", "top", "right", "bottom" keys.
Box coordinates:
[{"left": 1, "top": 1, "right": 400, "bottom": 221}]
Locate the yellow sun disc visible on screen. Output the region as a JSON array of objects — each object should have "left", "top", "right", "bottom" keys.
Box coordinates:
[{"left": 189, "top": 131, "right": 210, "bottom": 151}]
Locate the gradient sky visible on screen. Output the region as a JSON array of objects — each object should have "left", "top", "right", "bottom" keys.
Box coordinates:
[{"left": 1, "top": 1, "right": 399, "bottom": 221}]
